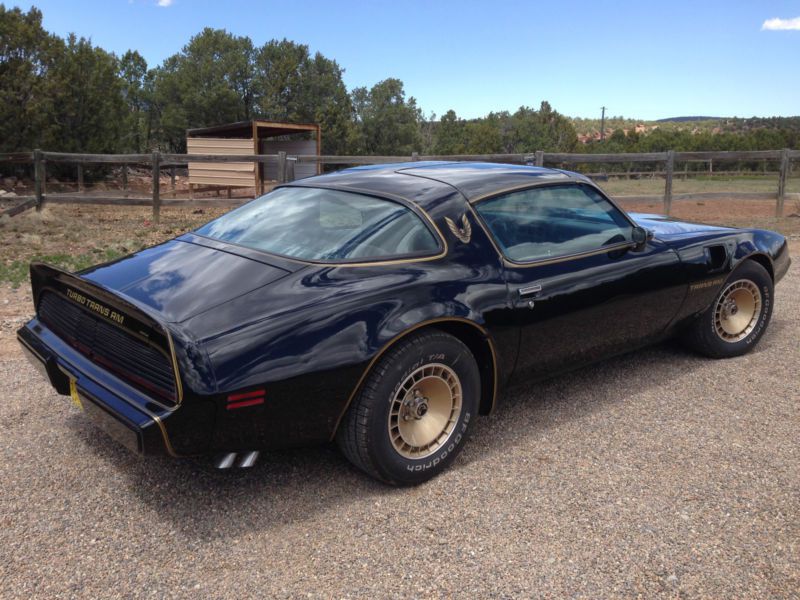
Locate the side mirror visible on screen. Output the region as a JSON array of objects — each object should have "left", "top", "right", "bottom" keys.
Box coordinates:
[{"left": 631, "top": 226, "right": 653, "bottom": 250}]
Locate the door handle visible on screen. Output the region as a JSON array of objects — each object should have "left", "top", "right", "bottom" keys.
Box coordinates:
[
  {"left": 518, "top": 284, "right": 542, "bottom": 299},
  {"left": 517, "top": 284, "right": 542, "bottom": 309}
]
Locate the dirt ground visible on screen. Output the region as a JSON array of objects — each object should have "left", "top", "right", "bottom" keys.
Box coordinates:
[
  {"left": 616, "top": 197, "right": 800, "bottom": 238},
  {"left": 0, "top": 217, "right": 797, "bottom": 597},
  {"left": 0, "top": 204, "right": 228, "bottom": 266},
  {"left": 0, "top": 195, "right": 798, "bottom": 597}
]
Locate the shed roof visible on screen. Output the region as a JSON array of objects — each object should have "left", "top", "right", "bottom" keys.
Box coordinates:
[{"left": 186, "top": 120, "right": 319, "bottom": 139}]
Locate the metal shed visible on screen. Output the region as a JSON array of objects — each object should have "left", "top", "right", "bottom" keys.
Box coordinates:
[{"left": 186, "top": 120, "right": 321, "bottom": 194}]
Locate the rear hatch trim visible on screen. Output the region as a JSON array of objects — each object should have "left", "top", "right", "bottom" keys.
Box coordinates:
[{"left": 30, "top": 262, "right": 184, "bottom": 409}]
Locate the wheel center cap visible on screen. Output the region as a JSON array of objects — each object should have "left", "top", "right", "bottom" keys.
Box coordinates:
[
  {"left": 402, "top": 391, "right": 429, "bottom": 421},
  {"left": 415, "top": 402, "right": 428, "bottom": 418},
  {"left": 722, "top": 298, "right": 738, "bottom": 319}
]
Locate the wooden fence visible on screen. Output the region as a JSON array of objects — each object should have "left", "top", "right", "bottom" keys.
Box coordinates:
[{"left": 1, "top": 148, "right": 797, "bottom": 221}]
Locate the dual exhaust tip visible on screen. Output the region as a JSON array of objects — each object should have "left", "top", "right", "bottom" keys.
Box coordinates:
[{"left": 213, "top": 450, "right": 259, "bottom": 469}]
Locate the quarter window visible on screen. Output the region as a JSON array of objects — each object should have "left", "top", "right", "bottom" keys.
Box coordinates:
[
  {"left": 475, "top": 184, "right": 633, "bottom": 262},
  {"left": 195, "top": 186, "right": 440, "bottom": 262}
]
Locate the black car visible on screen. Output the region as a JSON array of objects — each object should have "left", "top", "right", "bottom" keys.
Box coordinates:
[{"left": 18, "top": 162, "right": 791, "bottom": 484}]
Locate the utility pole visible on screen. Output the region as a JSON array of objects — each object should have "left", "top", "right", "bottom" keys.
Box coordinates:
[{"left": 600, "top": 106, "right": 607, "bottom": 142}]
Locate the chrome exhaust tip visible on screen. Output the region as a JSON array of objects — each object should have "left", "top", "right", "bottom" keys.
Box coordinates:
[
  {"left": 238, "top": 450, "right": 260, "bottom": 468},
  {"left": 214, "top": 452, "right": 237, "bottom": 469}
]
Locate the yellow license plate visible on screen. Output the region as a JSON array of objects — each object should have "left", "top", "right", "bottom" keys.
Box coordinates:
[{"left": 69, "top": 379, "right": 83, "bottom": 410}]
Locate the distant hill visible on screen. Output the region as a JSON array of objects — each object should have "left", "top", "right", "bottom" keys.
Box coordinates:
[
  {"left": 656, "top": 116, "right": 723, "bottom": 123},
  {"left": 570, "top": 115, "right": 800, "bottom": 137}
]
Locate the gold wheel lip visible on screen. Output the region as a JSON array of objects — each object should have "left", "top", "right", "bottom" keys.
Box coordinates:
[
  {"left": 388, "top": 363, "right": 463, "bottom": 460},
  {"left": 714, "top": 279, "right": 762, "bottom": 343},
  {"left": 330, "top": 317, "right": 499, "bottom": 442}
]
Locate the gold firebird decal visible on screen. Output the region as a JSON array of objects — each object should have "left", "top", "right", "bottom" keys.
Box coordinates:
[{"left": 445, "top": 213, "right": 472, "bottom": 244}]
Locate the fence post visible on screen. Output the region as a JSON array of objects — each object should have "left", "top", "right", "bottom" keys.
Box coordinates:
[
  {"left": 277, "top": 151, "right": 287, "bottom": 184},
  {"left": 535, "top": 150, "right": 544, "bottom": 167},
  {"left": 77, "top": 163, "right": 84, "bottom": 192},
  {"left": 776, "top": 148, "right": 789, "bottom": 217},
  {"left": 286, "top": 157, "right": 296, "bottom": 182},
  {"left": 152, "top": 151, "right": 161, "bottom": 223},
  {"left": 664, "top": 150, "right": 674, "bottom": 215},
  {"left": 33, "top": 149, "right": 44, "bottom": 211},
  {"left": 170, "top": 166, "right": 176, "bottom": 190},
  {"left": 411, "top": 151, "right": 419, "bottom": 162},
  {"left": 122, "top": 164, "right": 128, "bottom": 197}
]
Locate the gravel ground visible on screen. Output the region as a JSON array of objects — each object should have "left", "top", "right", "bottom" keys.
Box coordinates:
[{"left": 0, "top": 258, "right": 797, "bottom": 599}]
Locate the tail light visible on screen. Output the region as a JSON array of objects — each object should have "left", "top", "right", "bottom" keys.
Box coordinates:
[{"left": 226, "top": 389, "right": 265, "bottom": 410}]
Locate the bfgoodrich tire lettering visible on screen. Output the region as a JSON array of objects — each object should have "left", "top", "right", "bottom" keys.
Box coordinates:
[
  {"left": 336, "top": 330, "right": 480, "bottom": 485},
  {"left": 682, "top": 260, "right": 774, "bottom": 359}
]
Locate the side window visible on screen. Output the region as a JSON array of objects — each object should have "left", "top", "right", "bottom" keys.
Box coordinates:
[{"left": 474, "top": 184, "right": 633, "bottom": 262}]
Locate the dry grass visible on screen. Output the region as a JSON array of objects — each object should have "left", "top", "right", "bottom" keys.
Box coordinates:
[
  {"left": 615, "top": 197, "right": 800, "bottom": 243},
  {"left": 0, "top": 204, "right": 228, "bottom": 287},
  {"left": 599, "top": 174, "right": 798, "bottom": 197}
]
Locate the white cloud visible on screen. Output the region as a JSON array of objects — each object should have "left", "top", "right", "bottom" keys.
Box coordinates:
[
  {"left": 157, "top": 0, "right": 173, "bottom": 7},
  {"left": 762, "top": 16, "right": 800, "bottom": 30}
]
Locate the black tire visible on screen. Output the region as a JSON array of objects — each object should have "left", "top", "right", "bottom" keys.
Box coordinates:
[
  {"left": 336, "top": 330, "right": 480, "bottom": 485},
  {"left": 682, "top": 260, "right": 773, "bottom": 358}
]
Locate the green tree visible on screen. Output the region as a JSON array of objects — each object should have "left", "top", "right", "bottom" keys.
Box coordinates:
[
  {"left": 254, "top": 38, "right": 307, "bottom": 120},
  {"left": 504, "top": 102, "right": 577, "bottom": 153},
  {"left": 350, "top": 78, "right": 422, "bottom": 155},
  {"left": 151, "top": 28, "right": 255, "bottom": 151},
  {"left": 37, "top": 34, "right": 126, "bottom": 153},
  {"left": 433, "top": 110, "right": 465, "bottom": 154},
  {"left": 302, "top": 52, "right": 354, "bottom": 155},
  {"left": 463, "top": 114, "right": 504, "bottom": 154},
  {"left": 118, "top": 50, "right": 150, "bottom": 152},
  {"left": 254, "top": 40, "right": 354, "bottom": 154},
  {"left": 7, "top": 3, "right": 798, "bottom": 162},
  {"left": 419, "top": 111, "right": 437, "bottom": 154},
  {"left": 0, "top": 6, "right": 55, "bottom": 151}
]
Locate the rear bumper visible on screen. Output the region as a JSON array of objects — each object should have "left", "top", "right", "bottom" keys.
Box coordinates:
[{"left": 17, "top": 319, "right": 177, "bottom": 456}]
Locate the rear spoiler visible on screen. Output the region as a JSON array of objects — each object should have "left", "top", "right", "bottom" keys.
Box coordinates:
[
  {"left": 30, "top": 262, "right": 170, "bottom": 342},
  {"left": 30, "top": 262, "right": 184, "bottom": 404},
  {"left": 28, "top": 263, "right": 183, "bottom": 402}
]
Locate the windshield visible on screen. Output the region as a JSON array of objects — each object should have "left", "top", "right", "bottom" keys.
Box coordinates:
[{"left": 194, "top": 186, "right": 440, "bottom": 262}]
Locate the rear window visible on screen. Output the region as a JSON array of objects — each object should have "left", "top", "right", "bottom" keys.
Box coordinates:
[{"left": 195, "top": 186, "right": 440, "bottom": 262}]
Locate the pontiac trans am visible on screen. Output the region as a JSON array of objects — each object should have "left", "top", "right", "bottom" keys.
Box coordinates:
[{"left": 17, "top": 162, "right": 791, "bottom": 484}]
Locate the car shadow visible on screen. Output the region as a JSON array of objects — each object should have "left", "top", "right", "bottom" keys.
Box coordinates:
[
  {"left": 68, "top": 414, "right": 400, "bottom": 542},
  {"left": 65, "top": 334, "right": 771, "bottom": 543}
]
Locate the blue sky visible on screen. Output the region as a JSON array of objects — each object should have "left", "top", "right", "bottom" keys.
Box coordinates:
[{"left": 12, "top": 0, "right": 800, "bottom": 120}]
